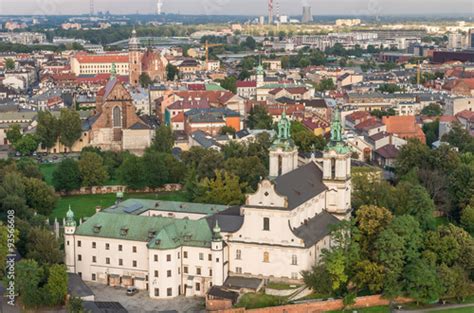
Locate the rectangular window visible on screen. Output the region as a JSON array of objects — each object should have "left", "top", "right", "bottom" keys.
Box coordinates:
[
  {"left": 154, "top": 255, "right": 158, "bottom": 262},
  {"left": 67, "top": 240, "right": 69, "bottom": 246},
  {"left": 178, "top": 267, "right": 181, "bottom": 274},
  {"left": 178, "top": 252, "right": 180, "bottom": 259},
  {"left": 184, "top": 266, "right": 188, "bottom": 274},
  {"left": 263, "top": 217, "right": 270, "bottom": 231},
  {"left": 92, "top": 273, "right": 96, "bottom": 281},
  {"left": 236, "top": 267, "right": 242, "bottom": 274},
  {"left": 196, "top": 267, "right": 201, "bottom": 275},
  {"left": 105, "top": 243, "right": 110, "bottom": 250},
  {"left": 167, "top": 270, "right": 171, "bottom": 277},
  {"left": 167, "top": 254, "right": 171, "bottom": 262},
  {"left": 119, "top": 259, "right": 123, "bottom": 266},
  {"left": 78, "top": 254, "right": 82, "bottom": 261},
  {"left": 291, "top": 272, "right": 298, "bottom": 280},
  {"left": 92, "top": 256, "right": 96, "bottom": 263},
  {"left": 118, "top": 244, "right": 122, "bottom": 251},
  {"left": 77, "top": 240, "right": 81, "bottom": 247},
  {"left": 209, "top": 269, "right": 213, "bottom": 276},
  {"left": 236, "top": 249, "right": 241, "bottom": 260},
  {"left": 106, "top": 257, "right": 110, "bottom": 265},
  {"left": 167, "top": 288, "right": 172, "bottom": 297},
  {"left": 154, "top": 270, "right": 158, "bottom": 277},
  {"left": 208, "top": 254, "right": 212, "bottom": 261},
  {"left": 195, "top": 283, "right": 200, "bottom": 291},
  {"left": 183, "top": 251, "right": 188, "bottom": 258},
  {"left": 154, "top": 288, "right": 159, "bottom": 297},
  {"left": 92, "top": 242, "right": 96, "bottom": 248},
  {"left": 199, "top": 253, "right": 203, "bottom": 260},
  {"left": 291, "top": 255, "right": 298, "bottom": 265},
  {"left": 133, "top": 260, "right": 137, "bottom": 267}
]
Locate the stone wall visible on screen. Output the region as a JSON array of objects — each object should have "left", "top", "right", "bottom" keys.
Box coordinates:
[
  {"left": 212, "top": 295, "right": 411, "bottom": 313},
  {"left": 206, "top": 299, "right": 234, "bottom": 311},
  {"left": 58, "top": 184, "right": 182, "bottom": 196}
]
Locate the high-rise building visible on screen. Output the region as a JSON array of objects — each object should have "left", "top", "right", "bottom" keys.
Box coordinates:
[
  {"left": 268, "top": 0, "right": 273, "bottom": 25},
  {"left": 157, "top": 0, "right": 163, "bottom": 15},
  {"left": 302, "top": 6, "right": 313, "bottom": 24}
]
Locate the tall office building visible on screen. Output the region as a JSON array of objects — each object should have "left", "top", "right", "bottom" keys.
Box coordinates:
[{"left": 302, "top": 6, "right": 313, "bottom": 24}]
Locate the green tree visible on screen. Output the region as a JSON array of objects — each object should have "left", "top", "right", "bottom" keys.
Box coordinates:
[
  {"left": 46, "top": 264, "right": 68, "bottom": 306},
  {"left": 78, "top": 152, "right": 109, "bottom": 187},
  {"left": 16, "top": 157, "right": 43, "bottom": 179},
  {"left": 14, "top": 134, "right": 39, "bottom": 155},
  {"left": 166, "top": 63, "right": 179, "bottom": 81},
  {"left": 23, "top": 177, "right": 58, "bottom": 216},
  {"left": 323, "top": 248, "right": 349, "bottom": 292},
  {"left": 442, "top": 122, "right": 474, "bottom": 153},
  {"left": 36, "top": 111, "right": 59, "bottom": 150},
  {"left": 139, "top": 72, "right": 153, "bottom": 88},
  {"left": 118, "top": 154, "right": 147, "bottom": 189},
  {"left": 224, "top": 156, "right": 267, "bottom": 191},
  {"left": 378, "top": 83, "right": 403, "bottom": 93},
  {"left": 460, "top": 205, "right": 474, "bottom": 234},
  {"left": 5, "top": 58, "right": 15, "bottom": 70},
  {"left": 59, "top": 109, "right": 82, "bottom": 149},
  {"left": 16, "top": 259, "right": 44, "bottom": 308},
  {"left": 247, "top": 105, "right": 273, "bottom": 130},
  {"left": 394, "top": 181, "right": 436, "bottom": 230},
  {"left": 26, "top": 227, "right": 63, "bottom": 265},
  {"left": 437, "top": 264, "right": 471, "bottom": 301},
  {"left": 395, "top": 139, "right": 431, "bottom": 177},
  {"left": 404, "top": 258, "right": 443, "bottom": 304},
  {"left": 143, "top": 151, "right": 169, "bottom": 188},
  {"left": 220, "top": 126, "right": 236, "bottom": 136},
  {"left": 6, "top": 123, "right": 22, "bottom": 145},
  {"left": 355, "top": 205, "right": 393, "bottom": 256},
  {"left": 67, "top": 297, "right": 84, "bottom": 313},
  {"left": 421, "top": 103, "right": 443, "bottom": 116},
  {"left": 422, "top": 120, "right": 439, "bottom": 147},
  {"left": 53, "top": 158, "right": 82, "bottom": 192},
  {"left": 353, "top": 260, "right": 385, "bottom": 293},
  {"left": 0, "top": 223, "right": 18, "bottom": 277},
  {"left": 244, "top": 36, "right": 257, "bottom": 50},
  {"left": 315, "top": 78, "right": 336, "bottom": 92},
  {"left": 302, "top": 264, "right": 333, "bottom": 296},
  {"left": 196, "top": 170, "right": 246, "bottom": 205},
  {"left": 151, "top": 125, "right": 175, "bottom": 153},
  {"left": 218, "top": 76, "right": 237, "bottom": 94}
]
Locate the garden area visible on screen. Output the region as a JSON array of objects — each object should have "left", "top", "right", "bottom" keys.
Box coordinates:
[{"left": 50, "top": 191, "right": 188, "bottom": 220}]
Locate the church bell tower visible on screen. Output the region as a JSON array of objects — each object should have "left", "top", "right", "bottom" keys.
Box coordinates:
[
  {"left": 269, "top": 111, "right": 298, "bottom": 178},
  {"left": 129, "top": 29, "right": 142, "bottom": 87},
  {"left": 323, "top": 107, "right": 352, "bottom": 220}
]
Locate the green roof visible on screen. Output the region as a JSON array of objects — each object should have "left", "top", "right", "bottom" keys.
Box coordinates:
[
  {"left": 75, "top": 212, "right": 213, "bottom": 250},
  {"left": 205, "top": 84, "right": 226, "bottom": 91},
  {"left": 103, "top": 199, "right": 229, "bottom": 216}
]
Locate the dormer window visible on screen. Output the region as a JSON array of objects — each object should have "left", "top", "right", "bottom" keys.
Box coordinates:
[
  {"left": 120, "top": 227, "right": 129, "bottom": 236},
  {"left": 148, "top": 230, "right": 156, "bottom": 239},
  {"left": 93, "top": 224, "right": 102, "bottom": 233}
]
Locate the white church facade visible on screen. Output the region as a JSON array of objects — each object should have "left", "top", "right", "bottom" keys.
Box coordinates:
[{"left": 64, "top": 109, "right": 352, "bottom": 299}]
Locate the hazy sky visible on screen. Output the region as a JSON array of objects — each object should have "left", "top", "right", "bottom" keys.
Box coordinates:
[{"left": 0, "top": 0, "right": 473, "bottom": 16}]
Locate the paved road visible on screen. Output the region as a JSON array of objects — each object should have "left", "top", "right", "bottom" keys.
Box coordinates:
[
  {"left": 88, "top": 282, "right": 205, "bottom": 313},
  {"left": 394, "top": 303, "right": 474, "bottom": 313}
]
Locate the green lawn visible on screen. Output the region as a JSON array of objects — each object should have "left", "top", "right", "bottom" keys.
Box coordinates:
[
  {"left": 328, "top": 306, "right": 390, "bottom": 313},
  {"left": 39, "top": 163, "right": 57, "bottom": 186},
  {"left": 51, "top": 191, "right": 188, "bottom": 220},
  {"left": 430, "top": 306, "right": 474, "bottom": 313},
  {"left": 266, "top": 282, "right": 301, "bottom": 290},
  {"left": 235, "top": 293, "right": 287, "bottom": 309}
]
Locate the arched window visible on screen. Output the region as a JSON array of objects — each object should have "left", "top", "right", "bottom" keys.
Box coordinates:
[
  {"left": 263, "top": 252, "right": 269, "bottom": 263},
  {"left": 113, "top": 106, "right": 122, "bottom": 128}
]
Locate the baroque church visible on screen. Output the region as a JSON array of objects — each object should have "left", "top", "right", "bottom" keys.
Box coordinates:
[
  {"left": 128, "top": 29, "right": 167, "bottom": 86},
  {"left": 64, "top": 109, "right": 352, "bottom": 299}
]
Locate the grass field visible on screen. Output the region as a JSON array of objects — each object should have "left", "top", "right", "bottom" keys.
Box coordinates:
[
  {"left": 39, "top": 163, "right": 56, "bottom": 186},
  {"left": 430, "top": 306, "right": 474, "bottom": 313},
  {"left": 51, "top": 191, "right": 188, "bottom": 220},
  {"left": 235, "top": 293, "right": 287, "bottom": 309},
  {"left": 327, "top": 306, "right": 390, "bottom": 313}
]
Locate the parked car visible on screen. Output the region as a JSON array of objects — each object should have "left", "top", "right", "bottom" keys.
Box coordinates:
[{"left": 126, "top": 287, "right": 138, "bottom": 296}]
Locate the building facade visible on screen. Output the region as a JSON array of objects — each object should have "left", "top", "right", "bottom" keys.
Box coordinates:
[{"left": 64, "top": 109, "right": 352, "bottom": 299}]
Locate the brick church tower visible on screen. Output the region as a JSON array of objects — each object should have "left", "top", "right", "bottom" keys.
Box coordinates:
[{"left": 129, "top": 29, "right": 142, "bottom": 87}]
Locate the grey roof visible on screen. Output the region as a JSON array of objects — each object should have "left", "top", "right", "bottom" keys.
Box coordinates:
[
  {"left": 129, "top": 121, "right": 150, "bottom": 130},
  {"left": 83, "top": 301, "right": 128, "bottom": 313},
  {"left": 292, "top": 211, "right": 341, "bottom": 247},
  {"left": 235, "top": 128, "right": 251, "bottom": 139},
  {"left": 208, "top": 286, "right": 239, "bottom": 303},
  {"left": 205, "top": 206, "right": 244, "bottom": 233},
  {"left": 191, "top": 130, "right": 220, "bottom": 149},
  {"left": 67, "top": 273, "right": 94, "bottom": 298},
  {"left": 223, "top": 276, "right": 263, "bottom": 291},
  {"left": 273, "top": 162, "right": 327, "bottom": 210}
]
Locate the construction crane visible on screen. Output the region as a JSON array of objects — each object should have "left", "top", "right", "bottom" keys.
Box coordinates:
[{"left": 203, "top": 40, "right": 223, "bottom": 68}]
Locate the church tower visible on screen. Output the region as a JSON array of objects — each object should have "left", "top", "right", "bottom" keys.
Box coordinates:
[
  {"left": 323, "top": 107, "right": 352, "bottom": 220},
  {"left": 211, "top": 221, "right": 225, "bottom": 286},
  {"left": 269, "top": 111, "right": 298, "bottom": 177},
  {"left": 129, "top": 29, "right": 142, "bottom": 87},
  {"left": 64, "top": 206, "right": 77, "bottom": 273},
  {"left": 256, "top": 60, "right": 265, "bottom": 88}
]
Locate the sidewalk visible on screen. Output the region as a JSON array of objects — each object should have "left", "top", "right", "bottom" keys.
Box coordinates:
[{"left": 394, "top": 302, "right": 474, "bottom": 313}]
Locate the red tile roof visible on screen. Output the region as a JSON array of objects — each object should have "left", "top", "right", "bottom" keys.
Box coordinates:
[
  {"left": 236, "top": 81, "right": 257, "bottom": 88},
  {"left": 74, "top": 54, "right": 129, "bottom": 64},
  {"left": 382, "top": 115, "right": 426, "bottom": 143}
]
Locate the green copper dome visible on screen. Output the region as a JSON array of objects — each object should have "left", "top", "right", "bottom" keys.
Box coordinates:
[
  {"left": 271, "top": 110, "right": 295, "bottom": 151},
  {"left": 65, "top": 206, "right": 76, "bottom": 227},
  {"left": 325, "top": 106, "right": 351, "bottom": 154}
]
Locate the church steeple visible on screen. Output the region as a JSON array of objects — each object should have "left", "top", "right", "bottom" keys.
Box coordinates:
[{"left": 269, "top": 109, "right": 298, "bottom": 177}]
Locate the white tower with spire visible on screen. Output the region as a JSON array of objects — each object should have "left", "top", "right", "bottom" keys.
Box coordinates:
[
  {"left": 269, "top": 111, "right": 298, "bottom": 177},
  {"left": 323, "top": 107, "right": 352, "bottom": 220},
  {"left": 211, "top": 221, "right": 225, "bottom": 286},
  {"left": 64, "top": 206, "right": 77, "bottom": 272}
]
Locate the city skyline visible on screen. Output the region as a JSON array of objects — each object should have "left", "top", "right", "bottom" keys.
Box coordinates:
[{"left": 0, "top": 0, "right": 473, "bottom": 16}]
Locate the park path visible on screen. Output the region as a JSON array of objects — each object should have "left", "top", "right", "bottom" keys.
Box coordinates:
[{"left": 394, "top": 302, "right": 474, "bottom": 313}]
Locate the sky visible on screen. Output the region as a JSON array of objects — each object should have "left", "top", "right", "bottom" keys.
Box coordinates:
[{"left": 0, "top": 0, "right": 473, "bottom": 16}]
